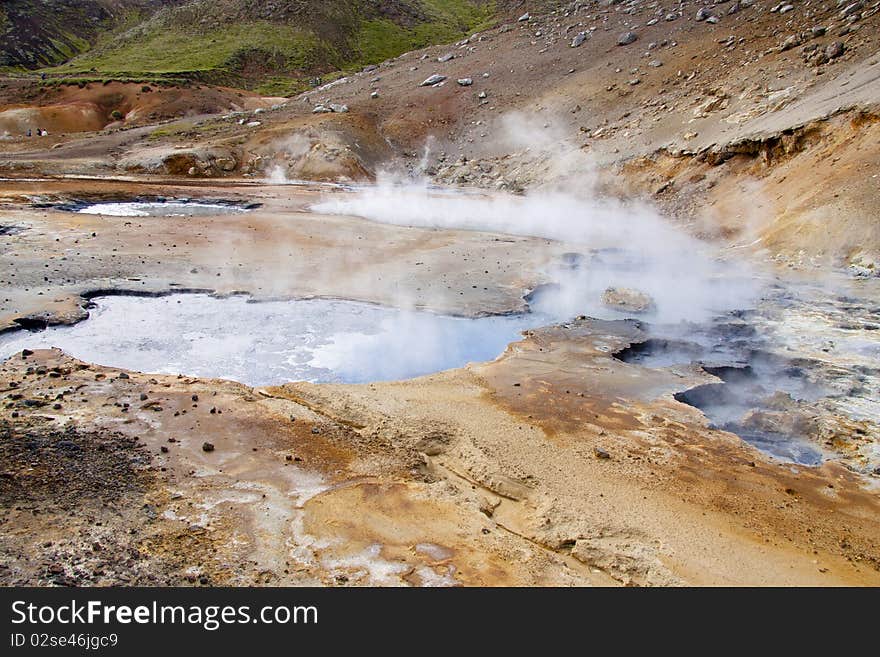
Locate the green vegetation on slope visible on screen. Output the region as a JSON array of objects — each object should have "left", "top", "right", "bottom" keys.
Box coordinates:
[
  {"left": 0, "top": 1, "right": 179, "bottom": 69},
  {"left": 42, "top": 0, "right": 496, "bottom": 95}
]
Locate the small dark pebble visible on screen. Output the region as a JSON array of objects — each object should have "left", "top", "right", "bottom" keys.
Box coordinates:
[{"left": 202, "top": 442, "right": 215, "bottom": 452}]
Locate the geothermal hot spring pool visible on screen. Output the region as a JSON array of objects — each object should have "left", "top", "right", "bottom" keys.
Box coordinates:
[
  {"left": 58, "top": 199, "right": 256, "bottom": 217},
  {"left": 6, "top": 187, "right": 879, "bottom": 470},
  {"left": 0, "top": 294, "right": 546, "bottom": 385}
]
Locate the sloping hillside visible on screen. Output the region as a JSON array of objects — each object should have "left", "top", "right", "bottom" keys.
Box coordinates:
[
  {"left": 0, "top": 0, "right": 179, "bottom": 69},
  {"left": 42, "top": 0, "right": 496, "bottom": 94}
]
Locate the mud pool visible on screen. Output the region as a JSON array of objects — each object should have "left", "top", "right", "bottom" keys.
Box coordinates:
[
  {"left": 56, "top": 199, "right": 256, "bottom": 217},
  {"left": 0, "top": 294, "right": 547, "bottom": 385}
]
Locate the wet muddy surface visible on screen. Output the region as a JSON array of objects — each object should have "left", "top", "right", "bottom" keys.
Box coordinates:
[
  {"left": 617, "top": 275, "right": 880, "bottom": 469},
  {"left": 43, "top": 198, "right": 260, "bottom": 217},
  {"left": 0, "top": 294, "right": 548, "bottom": 385}
]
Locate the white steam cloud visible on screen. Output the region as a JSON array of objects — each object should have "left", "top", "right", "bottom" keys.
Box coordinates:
[{"left": 310, "top": 113, "right": 763, "bottom": 325}]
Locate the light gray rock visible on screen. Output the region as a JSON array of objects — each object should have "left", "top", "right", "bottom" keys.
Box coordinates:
[
  {"left": 617, "top": 31, "right": 638, "bottom": 46},
  {"left": 420, "top": 74, "right": 447, "bottom": 86},
  {"left": 437, "top": 53, "right": 455, "bottom": 63},
  {"left": 457, "top": 78, "right": 473, "bottom": 86},
  {"left": 571, "top": 32, "right": 588, "bottom": 47},
  {"left": 601, "top": 287, "right": 656, "bottom": 313}
]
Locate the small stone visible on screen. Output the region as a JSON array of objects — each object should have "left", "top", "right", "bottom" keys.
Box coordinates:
[
  {"left": 594, "top": 447, "right": 611, "bottom": 460},
  {"left": 696, "top": 7, "right": 713, "bottom": 21},
  {"left": 571, "top": 32, "right": 588, "bottom": 48},
  {"left": 457, "top": 78, "right": 473, "bottom": 86},
  {"left": 420, "top": 74, "right": 447, "bottom": 87},
  {"left": 617, "top": 31, "right": 638, "bottom": 46},
  {"left": 437, "top": 53, "right": 455, "bottom": 63},
  {"left": 202, "top": 442, "right": 215, "bottom": 452},
  {"left": 779, "top": 4, "right": 794, "bottom": 13},
  {"left": 518, "top": 12, "right": 530, "bottom": 21},
  {"left": 311, "top": 426, "right": 321, "bottom": 434},
  {"left": 118, "top": 372, "right": 130, "bottom": 379},
  {"left": 21, "top": 349, "right": 33, "bottom": 358},
  {"left": 370, "top": 91, "right": 379, "bottom": 99},
  {"left": 160, "top": 446, "right": 169, "bottom": 453},
  {"left": 825, "top": 41, "right": 845, "bottom": 60},
  {"left": 601, "top": 287, "right": 656, "bottom": 313},
  {"left": 139, "top": 393, "right": 148, "bottom": 401},
  {"left": 191, "top": 394, "right": 198, "bottom": 402}
]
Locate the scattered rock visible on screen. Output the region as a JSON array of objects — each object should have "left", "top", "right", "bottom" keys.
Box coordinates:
[
  {"left": 420, "top": 74, "right": 447, "bottom": 87},
  {"left": 617, "top": 32, "right": 638, "bottom": 46},
  {"left": 594, "top": 447, "right": 611, "bottom": 460},
  {"left": 780, "top": 34, "right": 803, "bottom": 52},
  {"left": 457, "top": 78, "right": 473, "bottom": 86},
  {"left": 571, "top": 32, "right": 588, "bottom": 48},
  {"left": 601, "top": 287, "right": 656, "bottom": 314},
  {"left": 696, "top": 7, "right": 713, "bottom": 21},
  {"left": 518, "top": 13, "right": 530, "bottom": 22},
  {"left": 825, "top": 41, "right": 846, "bottom": 60},
  {"left": 437, "top": 53, "right": 455, "bottom": 63},
  {"left": 201, "top": 442, "right": 215, "bottom": 452}
]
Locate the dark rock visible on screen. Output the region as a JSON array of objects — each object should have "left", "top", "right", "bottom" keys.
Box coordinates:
[
  {"left": 825, "top": 41, "right": 845, "bottom": 60},
  {"left": 55, "top": 440, "right": 80, "bottom": 451}
]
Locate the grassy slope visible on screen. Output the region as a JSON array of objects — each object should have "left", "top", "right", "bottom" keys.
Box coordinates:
[
  {"left": 0, "top": 1, "right": 177, "bottom": 70},
  {"left": 44, "top": 0, "right": 496, "bottom": 95}
]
